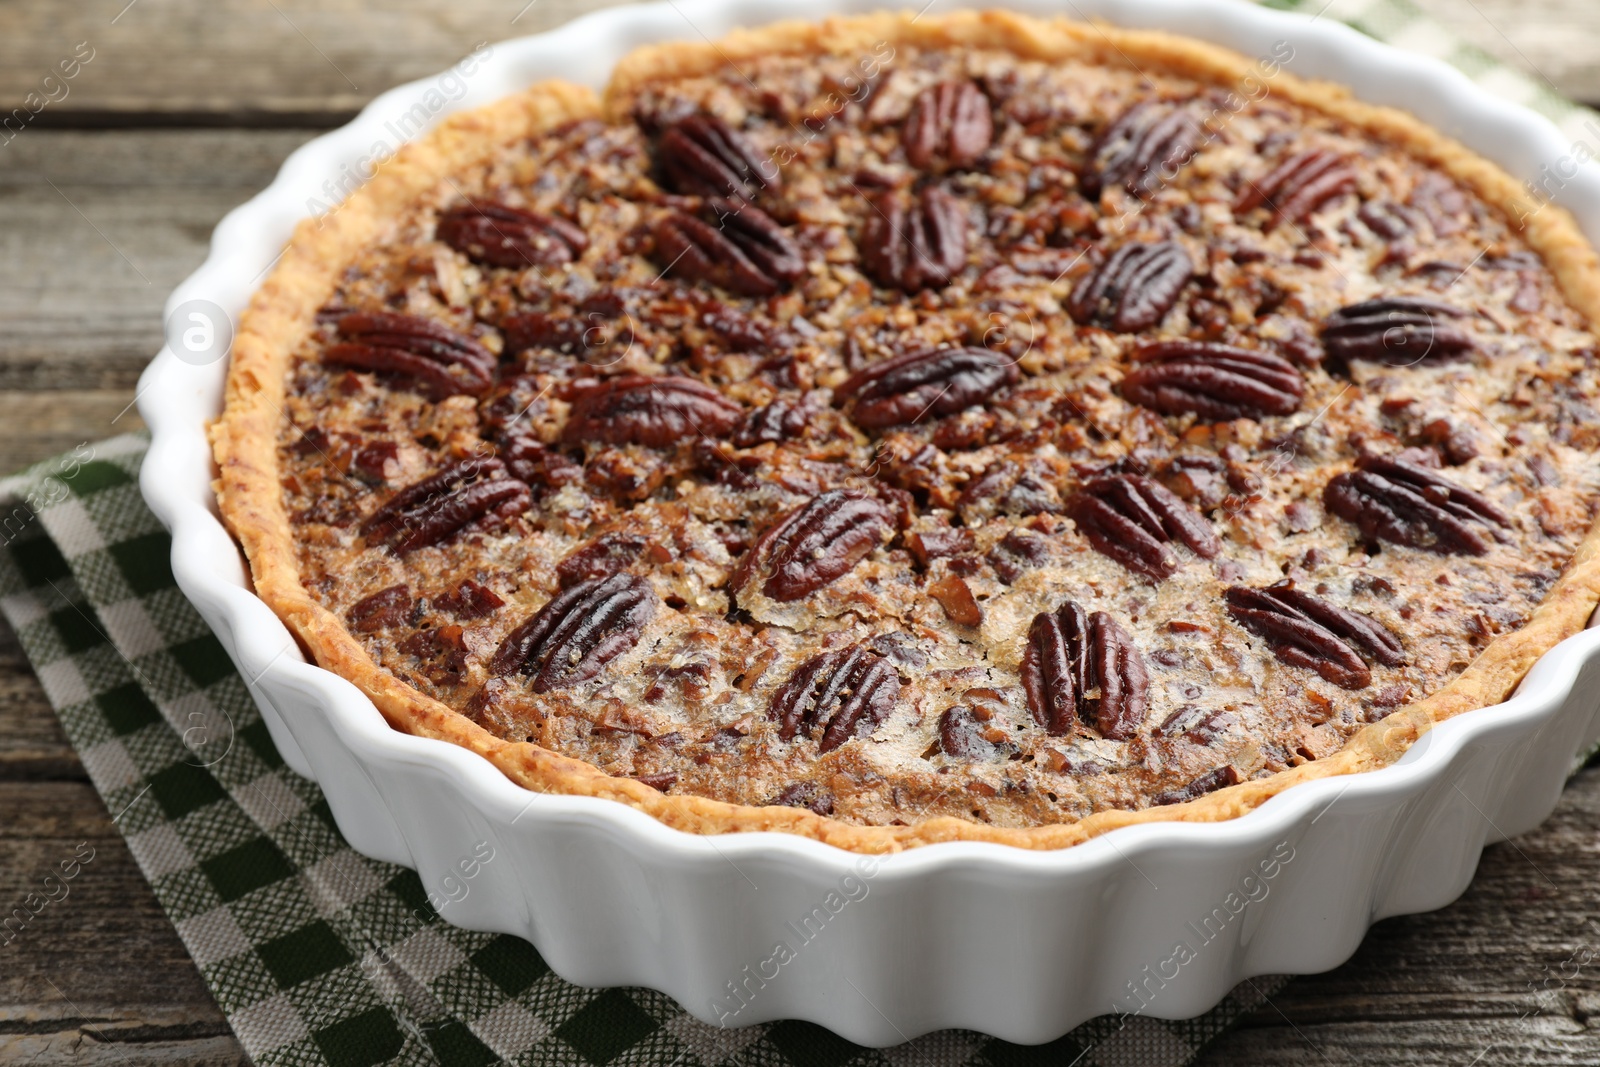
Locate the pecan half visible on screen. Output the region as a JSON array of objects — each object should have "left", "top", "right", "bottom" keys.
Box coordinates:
[
  {"left": 562, "top": 375, "right": 743, "bottom": 447},
  {"left": 1152, "top": 765, "right": 1240, "bottom": 806},
  {"left": 908, "top": 527, "right": 975, "bottom": 567},
  {"left": 501, "top": 309, "right": 633, "bottom": 365},
  {"left": 555, "top": 531, "right": 649, "bottom": 588},
  {"left": 903, "top": 80, "right": 994, "bottom": 171},
  {"left": 1323, "top": 454, "right": 1511, "bottom": 554},
  {"left": 768, "top": 781, "right": 835, "bottom": 815},
  {"left": 1320, "top": 297, "right": 1473, "bottom": 369},
  {"left": 488, "top": 572, "right": 658, "bottom": 691},
  {"left": 652, "top": 198, "right": 804, "bottom": 297},
  {"left": 1122, "top": 341, "right": 1304, "bottom": 421},
  {"left": 1021, "top": 602, "right": 1148, "bottom": 740},
  {"left": 658, "top": 113, "right": 778, "bottom": 200},
  {"left": 436, "top": 200, "right": 587, "bottom": 268},
  {"left": 1067, "top": 241, "right": 1193, "bottom": 332},
  {"left": 1357, "top": 200, "right": 1416, "bottom": 241},
  {"left": 1225, "top": 583, "right": 1404, "bottom": 690},
  {"left": 433, "top": 579, "right": 503, "bottom": 620},
  {"left": 769, "top": 644, "right": 901, "bottom": 752},
  {"left": 1083, "top": 101, "right": 1201, "bottom": 199},
  {"left": 1234, "top": 150, "right": 1358, "bottom": 230},
  {"left": 326, "top": 312, "right": 496, "bottom": 398},
  {"left": 1066, "top": 473, "right": 1220, "bottom": 580},
  {"left": 498, "top": 432, "right": 582, "bottom": 496},
  {"left": 956, "top": 458, "right": 1064, "bottom": 522},
  {"left": 988, "top": 528, "right": 1050, "bottom": 584},
  {"left": 734, "top": 396, "right": 811, "bottom": 447},
  {"left": 735, "top": 490, "right": 896, "bottom": 602},
  {"left": 360, "top": 457, "right": 530, "bottom": 554},
  {"left": 938, "top": 704, "right": 1011, "bottom": 760},
  {"left": 346, "top": 585, "right": 414, "bottom": 632},
  {"left": 860, "top": 185, "right": 967, "bottom": 292},
  {"left": 835, "top": 347, "right": 1018, "bottom": 429},
  {"left": 927, "top": 574, "right": 982, "bottom": 626}
]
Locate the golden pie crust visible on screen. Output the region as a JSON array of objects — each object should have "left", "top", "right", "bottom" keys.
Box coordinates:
[{"left": 212, "top": 9, "right": 1600, "bottom": 852}]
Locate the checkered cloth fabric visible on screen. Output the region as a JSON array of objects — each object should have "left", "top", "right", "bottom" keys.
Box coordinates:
[{"left": 3, "top": 3, "right": 1597, "bottom": 1063}]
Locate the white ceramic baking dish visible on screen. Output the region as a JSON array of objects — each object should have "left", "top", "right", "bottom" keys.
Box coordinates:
[{"left": 137, "top": 0, "right": 1600, "bottom": 1045}]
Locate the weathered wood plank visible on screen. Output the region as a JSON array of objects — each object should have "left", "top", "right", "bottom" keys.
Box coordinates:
[
  {"left": 0, "top": 1026, "right": 245, "bottom": 1067},
  {"left": 0, "top": 781, "right": 242, "bottom": 1066},
  {"left": 0, "top": 613, "right": 242, "bottom": 1064},
  {"left": 0, "top": 0, "right": 1591, "bottom": 123},
  {"left": 0, "top": 0, "right": 630, "bottom": 121},
  {"left": 0, "top": 130, "right": 313, "bottom": 391},
  {"left": 0, "top": 666, "right": 81, "bottom": 782},
  {"left": 1196, "top": 765, "right": 1600, "bottom": 1065},
  {"left": 1411, "top": 0, "right": 1600, "bottom": 108},
  {"left": 0, "top": 391, "right": 145, "bottom": 472}
]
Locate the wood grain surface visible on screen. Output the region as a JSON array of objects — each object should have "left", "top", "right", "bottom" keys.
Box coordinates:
[{"left": 1, "top": 1, "right": 1596, "bottom": 1063}]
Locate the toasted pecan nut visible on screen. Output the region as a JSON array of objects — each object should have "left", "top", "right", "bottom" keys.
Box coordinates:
[
  {"left": 734, "top": 489, "right": 896, "bottom": 602},
  {"left": 562, "top": 375, "right": 744, "bottom": 447},
  {"left": 766, "top": 781, "right": 835, "bottom": 815},
  {"left": 346, "top": 584, "right": 414, "bottom": 632},
  {"left": 436, "top": 200, "right": 587, "bottom": 268},
  {"left": 327, "top": 312, "right": 496, "bottom": 398},
  {"left": 1152, "top": 765, "right": 1240, "bottom": 806},
  {"left": 657, "top": 113, "right": 778, "bottom": 199},
  {"left": 500, "top": 309, "right": 633, "bottom": 364},
  {"left": 433, "top": 579, "right": 504, "bottom": 620},
  {"left": 1021, "top": 602, "right": 1149, "bottom": 739},
  {"left": 927, "top": 574, "right": 982, "bottom": 626},
  {"left": 988, "top": 528, "right": 1051, "bottom": 585},
  {"left": 903, "top": 79, "right": 994, "bottom": 171},
  {"left": 734, "top": 395, "right": 811, "bottom": 447},
  {"left": 555, "top": 531, "right": 652, "bottom": 588},
  {"left": 1234, "top": 150, "right": 1358, "bottom": 230},
  {"left": 769, "top": 644, "right": 901, "bottom": 752},
  {"left": 956, "top": 458, "right": 1065, "bottom": 524},
  {"left": 1323, "top": 454, "right": 1511, "bottom": 554},
  {"left": 1067, "top": 241, "right": 1193, "bottom": 332},
  {"left": 908, "top": 527, "right": 976, "bottom": 567},
  {"left": 1066, "top": 473, "right": 1219, "bottom": 581},
  {"left": 489, "top": 572, "right": 658, "bottom": 691},
  {"left": 360, "top": 457, "right": 529, "bottom": 554},
  {"left": 497, "top": 432, "right": 582, "bottom": 496},
  {"left": 1083, "top": 100, "right": 1201, "bottom": 199},
  {"left": 860, "top": 185, "right": 967, "bottom": 292},
  {"left": 937, "top": 704, "right": 1012, "bottom": 760},
  {"left": 1357, "top": 200, "right": 1417, "bottom": 241},
  {"left": 835, "top": 346, "right": 1018, "bottom": 429},
  {"left": 1225, "top": 582, "right": 1403, "bottom": 690},
  {"left": 1122, "top": 341, "right": 1304, "bottom": 421},
  {"left": 652, "top": 197, "right": 805, "bottom": 297},
  {"left": 1320, "top": 297, "right": 1473, "bottom": 369}
]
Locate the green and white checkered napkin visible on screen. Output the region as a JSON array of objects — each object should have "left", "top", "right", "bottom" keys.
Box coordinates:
[{"left": 3, "top": 4, "right": 1597, "bottom": 1064}]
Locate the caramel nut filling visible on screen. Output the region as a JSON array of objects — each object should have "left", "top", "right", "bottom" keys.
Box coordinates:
[{"left": 275, "top": 41, "right": 1600, "bottom": 829}]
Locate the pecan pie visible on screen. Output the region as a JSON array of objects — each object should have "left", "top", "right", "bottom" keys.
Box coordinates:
[{"left": 212, "top": 11, "right": 1600, "bottom": 851}]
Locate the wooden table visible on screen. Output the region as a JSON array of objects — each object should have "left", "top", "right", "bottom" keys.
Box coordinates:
[{"left": 1, "top": 1, "right": 1596, "bottom": 1062}]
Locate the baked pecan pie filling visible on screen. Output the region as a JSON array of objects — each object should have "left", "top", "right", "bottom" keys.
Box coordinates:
[{"left": 267, "top": 34, "right": 1600, "bottom": 831}]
